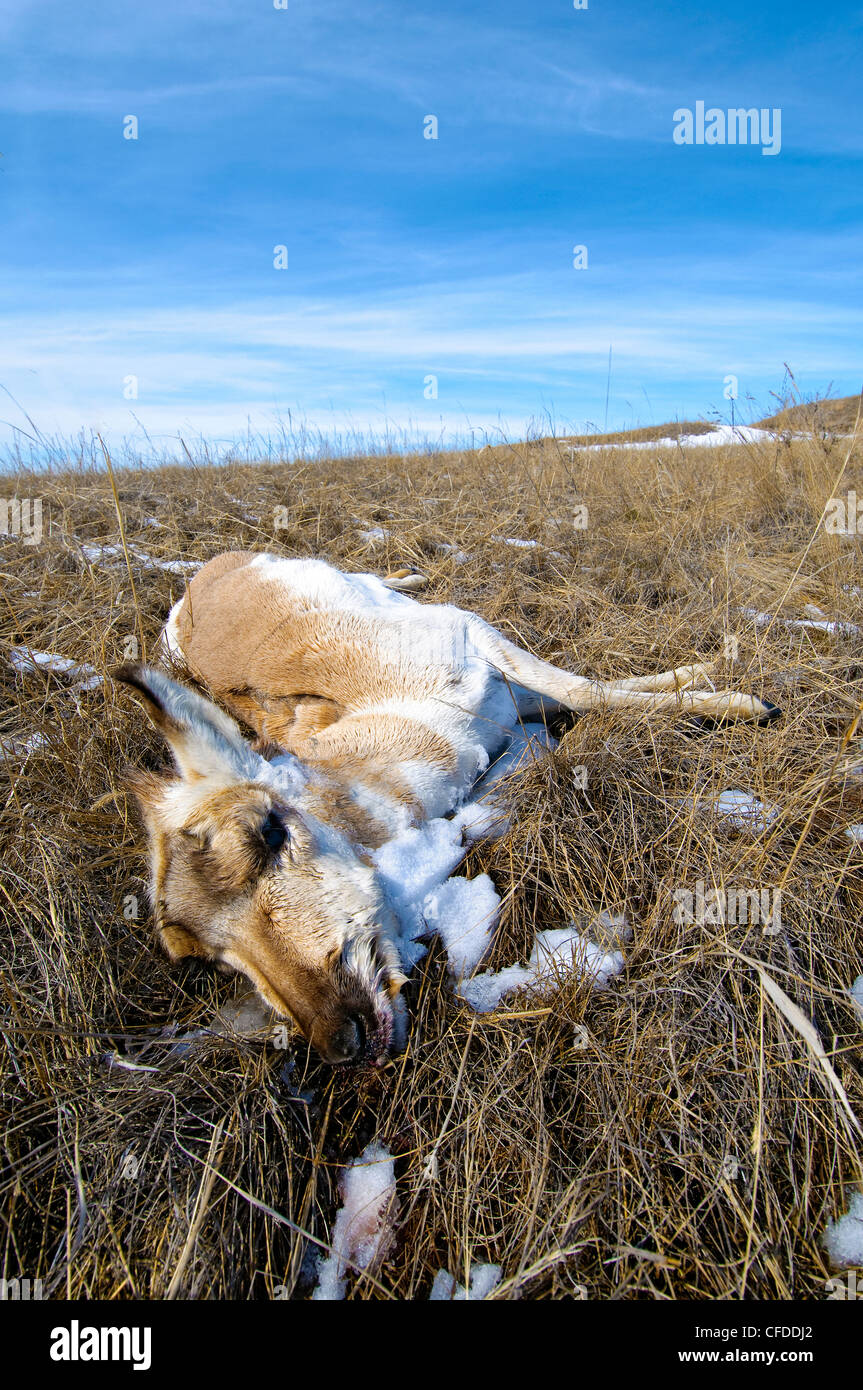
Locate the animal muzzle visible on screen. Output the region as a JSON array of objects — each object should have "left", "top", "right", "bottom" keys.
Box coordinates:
[{"left": 321, "top": 1007, "right": 394, "bottom": 1067}]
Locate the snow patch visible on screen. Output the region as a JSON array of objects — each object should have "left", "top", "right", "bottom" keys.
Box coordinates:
[
  {"left": 824, "top": 1192, "right": 863, "bottom": 1269},
  {"left": 429, "top": 1263, "right": 502, "bottom": 1300},
  {"left": 451, "top": 726, "right": 554, "bottom": 844},
  {"left": 8, "top": 646, "right": 102, "bottom": 692},
  {"left": 457, "top": 922, "right": 625, "bottom": 1014},
  {"left": 312, "top": 1142, "right": 398, "bottom": 1301},
  {"left": 0, "top": 729, "right": 50, "bottom": 757},
  {"left": 451, "top": 797, "right": 509, "bottom": 842},
  {"left": 371, "top": 816, "right": 468, "bottom": 969},
  {"left": 422, "top": 874, "right": 500, "bottom": 979},
  {"left": 436, "top": 541, "right": 471, "bottom": 563},
  {"left": 78, "top": 541, "right": 201, "bottom": 575},
  {"left": 371, "top": 723, "right": 556, "bottom": 972},
  {"left": 691, "top": 788, "right": 780, "bottom": 835},
  {"left": 740, "top": 606, "right": 861, "bottom": 639},
  {"left": 569, "top": 424, "right": 779, "bottom": 453}
]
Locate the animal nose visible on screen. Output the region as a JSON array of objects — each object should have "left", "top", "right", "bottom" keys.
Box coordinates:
[{"left": 328, "top": 1014, "right": 367, "bottom": 1064}]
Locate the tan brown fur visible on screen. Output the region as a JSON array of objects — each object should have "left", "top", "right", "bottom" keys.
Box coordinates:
[
  {"left": 124, "top": 746, "right": 404, "bottom": 1063},
  {"left": 172, "top": 553, "right": 448, "bottom": 713},
  {"left": 116, "top": 549, "right": 779, "bottom": 1064}
]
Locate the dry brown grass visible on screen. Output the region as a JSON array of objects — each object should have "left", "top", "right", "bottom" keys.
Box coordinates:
[
  {"left": 2, "top": 421, "right": 863, "bottom": 1300},
  {"left": 758, "top": 392, "right": 863, "bottom": 437},
  {"left": 559, "top": 420, "right": 716, "bottom": 447}
]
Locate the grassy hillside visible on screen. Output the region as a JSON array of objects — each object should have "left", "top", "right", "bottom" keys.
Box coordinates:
[
  {"left": 552, "top": 391, "right": 862, "bottom": 449},
  {"left": 560, "top": 420, "right": 717, "bottom": 447},
  {"left": 757, "top": 393, "right": 863, "bottom": 436},
  {"left": 2, "top": 422, "right": 863, "bottom": 1299}
]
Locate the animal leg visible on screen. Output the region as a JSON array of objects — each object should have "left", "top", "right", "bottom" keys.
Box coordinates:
[
  {"left": 610, "top": 661, "right": 717, "bottom": 692},
  {"left": 467, "top": 619, "right": 777, "bottom": 724},
  {"left": 382, "top": 569, "right": 428, "bottom": 592}
]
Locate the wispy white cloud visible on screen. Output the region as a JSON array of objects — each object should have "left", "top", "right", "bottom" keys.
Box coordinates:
[
  {"left": 0, "top": 0, "right": 673, "bottom": 144},
  {"left": 1, "top": 263, "right": 858, "bottom": 454}
]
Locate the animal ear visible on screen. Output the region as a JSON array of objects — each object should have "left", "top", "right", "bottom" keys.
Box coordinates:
[
  {"left": 112, "top": 664, "right": 259, "bottom": 784},
  {"left": 159, "top": 922, "right": 210, "bottom": 961}
]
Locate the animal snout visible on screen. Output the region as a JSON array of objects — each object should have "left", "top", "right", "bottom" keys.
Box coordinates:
[
  {"left": 326, "top": 1013, "right": 370, "bottom": 1065},
  {"left": 322, "top": 1007, "right": 395, "bottom": 1066}
]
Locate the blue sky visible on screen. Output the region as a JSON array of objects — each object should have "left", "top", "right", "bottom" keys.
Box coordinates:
[{"left": 1, "top": 0, "right": 861, "bottom": 457}]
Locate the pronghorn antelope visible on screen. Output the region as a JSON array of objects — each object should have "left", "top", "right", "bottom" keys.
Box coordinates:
[{"left": 114, "top": 550, "right": 780, "bottom": 1065}]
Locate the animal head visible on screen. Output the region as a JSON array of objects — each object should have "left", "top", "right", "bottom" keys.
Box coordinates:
[{"left": 112, "top": 665, "right": 407, "bottom": 1065}]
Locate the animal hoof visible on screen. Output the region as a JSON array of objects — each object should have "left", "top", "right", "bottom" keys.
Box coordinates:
[
  {"left": 757, "top": 699, "right": 783, "bottom": 726},
  {"left": 683, "top": 696, "right": 783, "bottom": 737}
]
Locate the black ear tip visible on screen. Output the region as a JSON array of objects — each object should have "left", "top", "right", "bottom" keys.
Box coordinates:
[
  {"left": 110, "top": 662, "right": 144, "bottom": 685},
  {"left": 757, "top": 699, "right": 783, "bottom": 726},
  {"left": 109, "top": 664, "right": 166, "bottom": 715}
]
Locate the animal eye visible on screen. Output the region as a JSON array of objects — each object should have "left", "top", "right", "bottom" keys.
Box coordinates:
[{"left": 261, "top": 811, "right": 287, "bottom": 851}]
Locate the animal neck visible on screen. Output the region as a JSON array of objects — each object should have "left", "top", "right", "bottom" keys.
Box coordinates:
[{"left": 284, "top": 707, "right": 488, "bottom": 847}]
